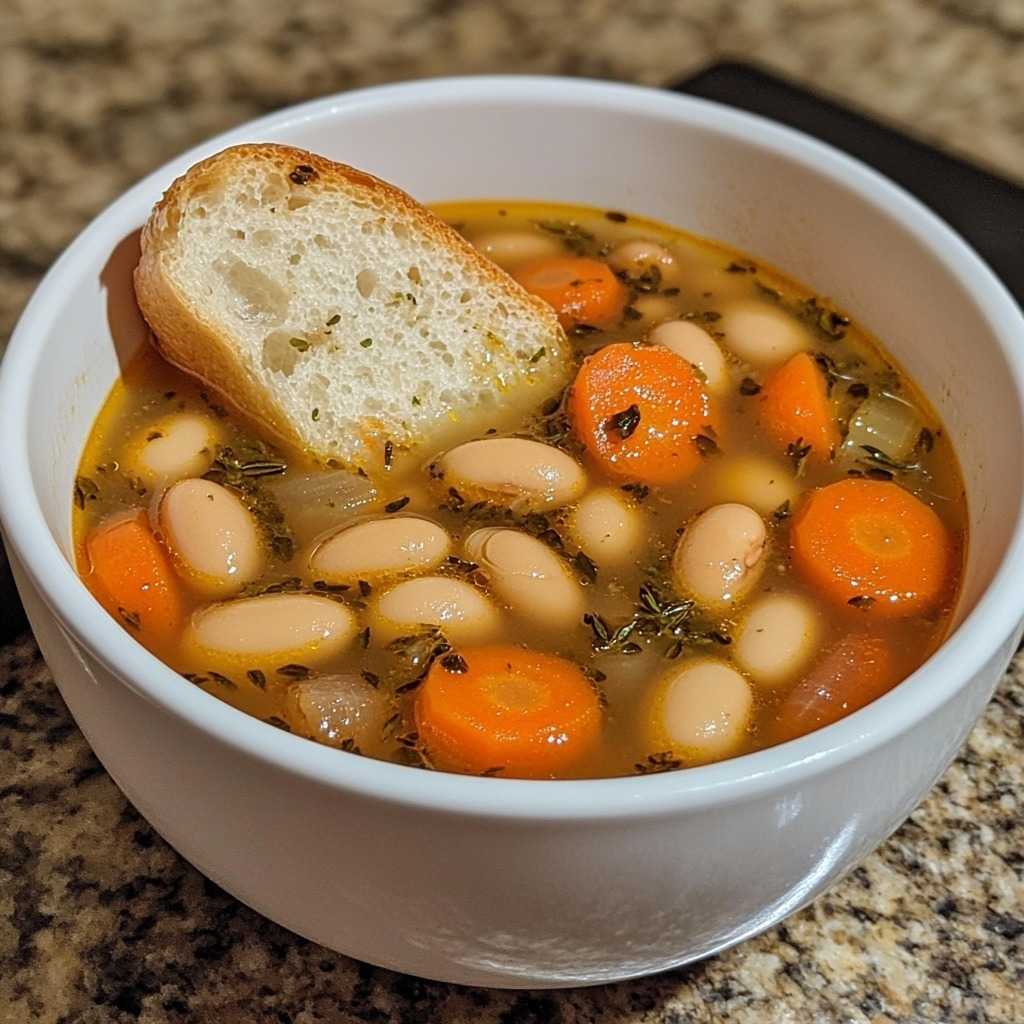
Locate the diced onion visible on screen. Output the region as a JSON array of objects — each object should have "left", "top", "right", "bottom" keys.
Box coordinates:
[
  {"left": 266, "top": 470, "right": 378, "bottom": 545},
  {"left": 842, "top": 394, "right": 922, "bottom": 465}
]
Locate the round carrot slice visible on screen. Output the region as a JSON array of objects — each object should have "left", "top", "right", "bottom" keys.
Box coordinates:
[
  {"left": 758, "top": 352, "right": 840, "bottom": 462},
  {"left": 513, "top": 257, "right": 626, "bottom": 329},
  {"left": 568, "top": 342, "right": 717, "bottom": 486},
  {"left": 769, "top": 634, "right": 900, "bottom": 743},
  {"left": 415, "top": 645, "right": 602, "bottom": 778},
  {"left": 790, "top": 478, "right": 953, "bottom": 617}
]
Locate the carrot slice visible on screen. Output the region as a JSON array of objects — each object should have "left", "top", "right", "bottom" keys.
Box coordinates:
[
  {"left": 568, "top": 342, "right": 717, "bottom": 485},
  {"left": 758, "top": 352, "right": 840, "bottom": 462},
  {"left": 790, "top": 478, "right": 953, "bottom": 617},
  {"left": 85, "top": 511, "right": 184, "bottom": 644},
  {"left": 769, "top": 634, "right": 900, "bottom": 743},
  {"left": 513, "top": 257, "right": 626, "bottom": 329},
  {"left": 415, "top": 645, "right": 602, "bottom": 778}
]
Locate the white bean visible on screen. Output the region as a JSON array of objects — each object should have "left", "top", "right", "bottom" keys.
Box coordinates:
[
  {"left": 672, "top": 503, "right": 767, "bottom": 609},
  {"left": 649, "top": 321, "right": 729, "bottom": 393},
  {"left": 649, "top": 658, "right": 753, "bottom": 763},
  {"left": 734, "top": 593, "right": 820, "bottom": 689},
  {"left": 372, "top": 576, "right": 500, "bottom": 644},
  {"left": 471, "top": 230, "right": 563, "bottom": 269},
  {"left": 438, "top": 437, "right": 586, "bottom": 511},
  {"left": 712, "top": 455, "right": 800, "bottom": 516},
  {"left": 608, "top": 239, "right": 680, "bottom": 284},
  {"left": 719, "top": 300, "right": 809, "bottom": 367},
  {"left": 568, "top": 488, "right": 645, "bottom": 567},
  {"left": 284, "top": 674, "right": 387, "bottom": 751},
  {"left": 309, "top": 516, "right": 449, "bottom": 583},
  {"left": 187, "top": 593, "right": 358, "bottom": 668},
  {"left": 126, "top": 413, "right": 222, "bottom": 487},
  {"left": 464, "top": 528, "right": 584, "bottom": 630},
  {"left": 160, "top": 479, "right": 264, "bottom": 595}
]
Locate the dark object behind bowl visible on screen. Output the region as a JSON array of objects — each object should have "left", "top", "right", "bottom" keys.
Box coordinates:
[
  {"left": 671, "top": 61, "right": 1024, "bottom": 303},
  {"left": 1, "top": 62, "right": 1022, "bottom": 646}
]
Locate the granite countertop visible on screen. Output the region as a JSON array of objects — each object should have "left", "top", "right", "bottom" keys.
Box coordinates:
[{"left": 2, "top": 2, "right": 1023, "bottom": 1021}]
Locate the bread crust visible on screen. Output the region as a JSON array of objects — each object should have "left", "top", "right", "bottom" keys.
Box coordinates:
[{"left": 133, "top": 143, "right": 568, "bottom": 463}]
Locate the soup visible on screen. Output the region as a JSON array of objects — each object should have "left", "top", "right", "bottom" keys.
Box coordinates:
[{"left": 73, "top": 201, "right": 966, "bottom": 779}]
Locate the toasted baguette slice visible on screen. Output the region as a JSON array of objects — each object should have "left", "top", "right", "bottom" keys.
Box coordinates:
[{"left": 134, "top": 143, "right": 570, "bottom": 467}]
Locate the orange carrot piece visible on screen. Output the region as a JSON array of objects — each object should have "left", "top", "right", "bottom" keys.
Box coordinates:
[
  {"left": 568, "top": 342, "right": 717, "bottom": 486},
  {"left": 513, "top": 257, "right": 626, "bottom": 329},
  {"left": 85, "top": 511, "right": 184, "bottom": 644},
  {"left": 769, "top": 634, "right": 901, "bottom": 743},
  {"left": 758, "top": 352, "right": 840, "bottom": 462},
  {"left": 415, "top": 645, "right": 602, "bottom": 778},
  {"left": 790, "top": 478, "right": 953, "bottom": 617}
]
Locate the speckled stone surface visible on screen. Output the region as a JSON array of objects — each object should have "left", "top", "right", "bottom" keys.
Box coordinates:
[{"left": 1, "top": 1, "right": 1023, "bottom": 1021}]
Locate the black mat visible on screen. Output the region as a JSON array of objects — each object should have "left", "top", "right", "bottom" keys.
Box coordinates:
[{"left": 2, "top": 62, "right": 1021, "bottom": 645}]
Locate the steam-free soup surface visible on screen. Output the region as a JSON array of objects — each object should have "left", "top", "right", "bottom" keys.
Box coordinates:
[{"left": 73, "top": 201, "right": 966, "bottom": 779}]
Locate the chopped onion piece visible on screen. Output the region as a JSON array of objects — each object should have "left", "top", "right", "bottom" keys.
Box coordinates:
[
  {"left": 266, "top": 469, "right": 378, "bottom": 545},
  {"left": 842, "top": 394, "right": 922, "bottom": 466}
]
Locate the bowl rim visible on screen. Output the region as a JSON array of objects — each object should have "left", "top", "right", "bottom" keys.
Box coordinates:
[{"left": 2, "top": 74, "right": 1023, "bottom": 820}]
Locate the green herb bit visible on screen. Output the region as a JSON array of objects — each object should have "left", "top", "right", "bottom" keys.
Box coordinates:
[
  {"left": 529, "top": 346, "right": 547, "bottom": 364},
  {"left": 74, "top": 475, "right": 99, "bottom": 510},
  {"left": 786, "top": 438, "right": 813, "bottom": 477},
  {"left": 848, "top": 595, "right": 876, "bottom": 609},
  {"left": 622, "top": 306, "right": 642, "bottom": 322},
  {"left": 361, "top": 671, "right": 381, "bottom": 688},
  {"left": 621, "top": 483, "right": 650, "bottom": 501},
  {"left": 246, "top": 669, "right": 268, "bottom": 690},
  {"left": 533, "top": 219, "right": 596, "bottom": 254},
  {"left": 271, "top": 534, "right": 295, "bottom": 561},
  {"left": 117, "top": 607, "right": 141, "bottom": 630},
  {"left": 634, "top": 751, "right": 684, "bottom": 775},
  {"left": 726, "top": 260, "right": 757, "bottom": 274},
  {"left": 604, "top": 210, "right": 628, "bottom": 223},
  {"left": 445, "top": 555, "right": 478, "bottom": 574},
  {"left": 289, "top": 337, "right": 311, "bottom": 352},
  {"left": 606, "top": 403, "right": 641, "bottom": 441},
  {"left": 311, "top": 408, "right": 320, "bottom": 421},
  {"left": 385, "top": 496, "right": 411, "bottom": 513},
  {"left": 206, "top": 671, "right": 237, "bottom": 690},
  {"left": 739, "top": 377, "right": 761, "bottom": 396},
  {"left": 357, "top": 579, "right": 372, "bottom": 597},
  {"left": 916, "top": 427, "right": 935, "bottom": 454},
  {"left": 339, "top": 737, "right": 362, "bottom": 754},
  {"left": 245, "top": 576, "right": 303, "bottom": 597},
  {"left": 359, "top": 338, "right": 373, "bottom": 348},
  {"left": 326, "top": 313, "right": 341, "bottom": 326},
  {"left": 440, "top": 653, "right": 469, "bottom": 674},
  {"left": 383, "top": 439, "right": 394, "bottom": 469},
  {"left": 412, "top": 396, "right": 421, "bottom": 406},
  {"left": 264, "top": 716, "right": 291, "bottom": 732},
  {"left": 680, "top": 310, "right": 722, "bottom": 324},
  {"left": 754, "top": 280, "right": 781, "bottom": 301},
  {"left": 359, "top": 626, "right": 371, "bottom": 649},
  {"left": 480, "top": 765, "right": 505, "bottom": 776},
  {"left": 847, "top": 381, "right": 870, "bottom": 399},
  {"left": 693, "top": 433, "right": 720, "bottom": 458},
  {"left": 570, "top": 322, "right": 601, "bottom": 337},
  {"left": 276, "top": 663, "right": 312, "bottom": 680},
  {"left": 617, "top": 264, "right": 661, "bottom": 293},
  {"left": 772, "top": 500, "right": 792, "bottom": 522},
  {"left": 573, "top": 551, "right": 598, "bottom": 584}
]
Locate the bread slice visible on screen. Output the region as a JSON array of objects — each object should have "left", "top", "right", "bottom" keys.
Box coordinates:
[{"left": 134, "top": 143, "right": 570, "bottom": 468}]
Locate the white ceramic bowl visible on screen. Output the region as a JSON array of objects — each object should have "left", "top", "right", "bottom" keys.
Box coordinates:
[{"left": 2, "top": 77, "right": 1023, "bottom": 989}]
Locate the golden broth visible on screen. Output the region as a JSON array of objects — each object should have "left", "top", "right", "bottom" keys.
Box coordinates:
[{"left": 73, "top": 201, "right": 967, "bottom": 778}]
